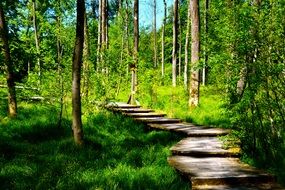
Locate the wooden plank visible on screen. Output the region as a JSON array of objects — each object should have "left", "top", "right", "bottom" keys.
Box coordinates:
[
  {"left": 106, "top": 102, "right": 141, "bottom": 109},
  {"left": 124, "top": 112, "right": 166, "bottom": 118},
  {"left": 148, "top": 123, "right": 230, "bottom": 137},
  {"left": 114, "top": 108, "right": 154, "bottom": 113},
  {"left": 171, "top": 137, "right": 240, "bottom": 157},
  {"left": 193, "top": 184, "right": 285, "bottom": 190},
  {"left": 168, "top": 156, "right": 275, "bottom": 187},
  {"left": 135, "top": 117, "right": 181, "bottom": 124}
]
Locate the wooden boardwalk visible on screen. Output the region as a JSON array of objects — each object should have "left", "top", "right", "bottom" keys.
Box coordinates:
[{"left": 107, "top": 102, "right": 284, "bottom": 190}]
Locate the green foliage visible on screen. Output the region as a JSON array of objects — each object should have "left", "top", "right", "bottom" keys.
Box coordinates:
[{"left": 0, "top": 102, "right": 189, "bottom": 189}]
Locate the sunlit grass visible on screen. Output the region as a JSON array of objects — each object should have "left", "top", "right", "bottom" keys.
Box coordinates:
[
  {"left": 0, "top": 101, "right": 189, "bottom": 189},
  {"left": 133, "top": 85, "right": 230, "bottom": 128}
]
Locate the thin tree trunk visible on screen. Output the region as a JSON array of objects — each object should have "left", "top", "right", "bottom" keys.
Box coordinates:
[
  {"left": 125, "top": 0, "right": 130, "bottom": 77},
  {"left": 72, "top": 0, "right": 85, "bottom": 145},
  {"left": 202, "top": 0, "right": 209, "bottom": 86},
  {"left": 101, "top": 0, "right": 108, "bottom": 72},
  {"left": 178, "top": 9, "right": 182, "bottom": 78},
  {"left": 153, "top": 0, "right": 157, "bottom": 68},
  {"left": 32, "top": 0, "right": 41, "bottom": 86},
  {"left": 172, "top": 0, "right": 178, "bottom": 87},
  {"left": 0, "top": 5, "right": 17, "bottom": 117},
  {"left": 56, "top": 10, "right": 64, "bottom": 128},
  {"left": 236, "top": 0, "right": 260, "bottom": 97},
  {"left": 189, "top": 0, "right": 200, "bottom": 107},
  {"left": 96, "top": 0, "right": 102, "bottom": 72},
  {"left": 83, "top": 10, "right": 90, "bottom": 100},
  {"left": 184, "top": 0, "right": 191, "bottom": 89},
  {"left": 161, "top": 0, "right": 166, "bottom": 78},
  {"left": 130, "top": 0, "right": 139, "bottom": 104}
]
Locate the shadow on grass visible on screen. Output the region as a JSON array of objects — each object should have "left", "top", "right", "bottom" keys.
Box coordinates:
[{"left": 0, "top": 105, "right": 189, "bottom": 190}]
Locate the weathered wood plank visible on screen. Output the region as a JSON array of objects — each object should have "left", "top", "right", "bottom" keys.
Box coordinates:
[
  {"left": 124, "top": 112, "right": 166, "bottom": 118},
  {"left": 148, "top": 123, "right": 230, "bottom": 137},
  {"left": 135, "top": 117, "right": 181, "bottom": 124},
  {"left": 114, "top": 108, "right": 154, "bottom": 113},
  {"left": 106, "top": 102, "right": 141, "bottom": 109},
  {"left": 168, "top": 156, "right": 275, "bottom": 187},
  {"left": 193, "top": 183, "right": 285, "bottom": 190},
  {"left": 171, "top": 137, "right": 240, "bottom": 157}
]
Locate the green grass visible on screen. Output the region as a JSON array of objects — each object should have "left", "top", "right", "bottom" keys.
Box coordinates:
[
  {"left": 0, "top": 101, "right": 189, "bottom": 189},
  {"left": 130, "top": 85, "right": 230, "bottom": 128}
]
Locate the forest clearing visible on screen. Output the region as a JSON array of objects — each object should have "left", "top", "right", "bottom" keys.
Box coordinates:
[{"left": 1, "top": 0, "right": 285, "bottom": 189}]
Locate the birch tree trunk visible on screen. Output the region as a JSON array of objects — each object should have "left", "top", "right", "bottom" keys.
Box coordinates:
[
  {"left": 161, "top": 0, "right": 167, "bottom": 78},
  {"left": 189, "top": 0, "right": 200, "bottom": 107},
  {"left": 82, "top": 10, "right": 90, "bottom": 100},
  {"left": 153, "top": 0, "right": 157, "bottom": 68},
  {"left": 72, "top": 0, "right": 85, "bottom": 145},
  {"left": 96, "top": 0, "right": 102, "bottom": 71},
  {"left": 172, "top": 0, "right": 178, "bottom": 87},
  {"left": 202, "top": 0, "right": 209, "bottom": 86},
  {"left": 0, "top": 5, "right": 17, "bottom": 117},
  {"left": 184, "top": 0, "right": 191, "bottom": 89},
  {"left": 32, "top": 0, "right": 41, "bottom": 86},
  {"left": 178, "top": 9, "right": 182, "bottom": 78}
]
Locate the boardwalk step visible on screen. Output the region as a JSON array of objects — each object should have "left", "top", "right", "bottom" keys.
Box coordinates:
[
  {"left": 193, "top": 184, "right": 285, "bottom": 190},
  {"left": 106, "top": 102, "right": 141, "bottom": 109},
  {"left": 124, "top": 112, "right": 166, "bottom": 118},
  {"left": 171, "top": 137, "right": 240, "bottom": 157},
  {"left": 135, "top": 117, "right": 181, "bottom": 124},
  {"left": 168, "top": 156, "right": 275, "bottom": 188},
  {"left": 115, "top": 108, "right": 154, "bottom": 113},
  {"left": 148, "top": 123, "right": 230, "bottom": 137}
]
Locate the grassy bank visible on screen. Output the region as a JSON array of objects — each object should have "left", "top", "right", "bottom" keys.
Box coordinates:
[
  {"left": 0, "top": 101, "right": 189, "bottom": 189},
  {"left": 122, "top": 85, "right": 230, "bottom": 128}
]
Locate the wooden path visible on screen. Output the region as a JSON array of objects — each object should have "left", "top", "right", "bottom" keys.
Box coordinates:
[{"left": 107, "top": 102, "right": 284, "bottom": 190}]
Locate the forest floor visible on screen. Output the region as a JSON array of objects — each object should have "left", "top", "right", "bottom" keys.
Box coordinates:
[
  {"left": 1, "top": 85, "right": 284, "bottom": 188},
  {"left": 0, "top": 93, "right": 189, "bottom": 189}
]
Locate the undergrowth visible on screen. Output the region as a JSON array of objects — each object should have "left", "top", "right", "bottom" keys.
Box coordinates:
[
  {"left": 0, "top": 100, "right": 189, "bottom": 189},
  {"left": 123, "top": 85, "right": 231, "bottom": 128}
]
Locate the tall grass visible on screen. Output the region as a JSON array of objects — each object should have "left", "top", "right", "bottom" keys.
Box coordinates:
[
  {"left": 0, "top": 100, "right": 189, "bottom": 189},
  {"left": 123, "top": 84, "right": 230, "bottom": 128}
]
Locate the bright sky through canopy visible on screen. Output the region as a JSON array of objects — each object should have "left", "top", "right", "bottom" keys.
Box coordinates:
[{"left": 139, "top": 0, "right": 172, "bottom": 29}]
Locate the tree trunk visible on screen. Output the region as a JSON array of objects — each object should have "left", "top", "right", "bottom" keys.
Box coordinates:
[
  {"left": 72, "top": 0, "right": 85, "bottom": 145},
  {"left": 189, "top": 0, "right": 200, "bottom": 107},
  {"left": 178, "top": 9, "right": 182, "bottom": 78},
  {"left": 202, "top": 0, "right": 209, "bottom": 86},
  {"left": 0, "top": 5, "right": 17, "bottom": 117},
  {"left": 32, "top": 0, "right": 41, "bottom": 86},
  {"left": 184, "top": 0, "right": 191, "bottom": 89},
  {"left": 236, "top": 0, "right": 260, "bottom": 98},
  {"left": 161, "top": 0, "right": 167, "bottom": 78},
  {"left": 172, "top": 0, "right": 178, "bottom": 87},
  {"left": 102, "top": 0, "right": 108, "bottom": 47},
  {"left": 96, "top": 0, "right": 102, "bottom": 72},
  {"left": 82, "top": 10, "right": 90, "bottom": 100},
  {"left": 56, "top": 9, "right": 64, "bottom": 127},
  {"left": 153, "top": 0, "right": 157, "bottom": 68},
  {"left": 130, "top": 0, "right": 139, "bottom": 105}
]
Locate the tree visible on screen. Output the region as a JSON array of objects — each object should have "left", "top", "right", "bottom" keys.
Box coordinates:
[
  {"left": 82, "top": 9, "right": 90, "bottom": 100},
  {"left": 172, "top": 0, "right": 178, "bottom": 87},
  {"left": 184, "top": 0, "right": 191, "bottom": 89},
  {"left": 32, "top": 0, "right": 41, "bottom": 86},
  {"left": 72, "top": 0, "right": 85, "bottom": 145},
  {"left": 189, "top": 0, "right": 200, "bottom": 107},
  {"left": 96, "top": 0, "right": 102, "bottom": 71},
  {"left": 0, "top": 4, "right": 17, "bottom": 117},
  {"left": 202, "top": 0, "right": 209, "bottom": 86},
  {"left": 130, "top": 0, "right": 139, "bottom": 104},
  {"left": 153, "top": 0, "right": 157, "bottom": 68},
  {"left": 161, "top": 0, "right": 167, "bottom": 78}
]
